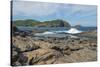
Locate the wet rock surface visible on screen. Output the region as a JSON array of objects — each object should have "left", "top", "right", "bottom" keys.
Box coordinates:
[{"left": 11, "top": 31, "right": 97, "bottom": 66}]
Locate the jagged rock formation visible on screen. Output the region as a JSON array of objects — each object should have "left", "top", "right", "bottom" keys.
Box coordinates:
[{"left": 11, "top": 30, "right": 97, "bottom": 66}]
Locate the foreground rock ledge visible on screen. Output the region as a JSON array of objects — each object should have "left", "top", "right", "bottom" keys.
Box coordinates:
[{"left": 11, "top": 34, "right": 97, "bottom": 66}]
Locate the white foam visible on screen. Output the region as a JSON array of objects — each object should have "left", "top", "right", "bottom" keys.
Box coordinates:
[
  {"left": 34, "top": 31, "right": 56, "bottom": 36},
  {"left": 42, "top": 31, "right": 55, "bottom": 34},
  {"left": 67, "top": 28, "right": 82, "bottom": 34},
  {"left": 34, "top": 28, "right": 83, "bottom": 36}
]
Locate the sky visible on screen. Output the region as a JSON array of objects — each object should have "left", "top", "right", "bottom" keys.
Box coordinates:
[{"left": 12, "top": 1, "right": 97, "bottom": 26}]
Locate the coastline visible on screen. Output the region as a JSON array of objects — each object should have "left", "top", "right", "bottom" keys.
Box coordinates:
[{"left": 11, "top": 28, "right": 97, "bottom": 66}]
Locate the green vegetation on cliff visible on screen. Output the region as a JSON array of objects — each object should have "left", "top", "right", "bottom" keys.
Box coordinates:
[
  {"left": 13, "top": 19, "right": 71, "bottom": 28},
  {"left": 13, "top": 19, "right": 40, "bottom": 26}
]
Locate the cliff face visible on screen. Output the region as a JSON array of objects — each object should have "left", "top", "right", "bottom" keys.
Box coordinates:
[{"left": 13, "top": 19, "right": 71, "bottom": 28}]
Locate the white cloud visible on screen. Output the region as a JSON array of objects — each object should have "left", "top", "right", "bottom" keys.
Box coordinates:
[
  {"left": 64, "top": 4, "right": 96, "bottom": 17},
  {"left": 13, "top": 1, "right": 60, "bottom": 17}
]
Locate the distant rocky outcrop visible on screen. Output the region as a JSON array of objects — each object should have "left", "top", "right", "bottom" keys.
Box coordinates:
[{"left": 73, "top": 25, "right": 82, "bottom": 29}]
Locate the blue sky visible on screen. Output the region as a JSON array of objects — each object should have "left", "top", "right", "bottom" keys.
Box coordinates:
[{"left": 12, "top": 1, "right": 97, "bottom": 26}]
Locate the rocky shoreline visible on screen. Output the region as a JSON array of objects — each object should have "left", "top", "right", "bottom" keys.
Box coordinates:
[{"left": 11, "top": 29, "right": 97, "bottom": 66}]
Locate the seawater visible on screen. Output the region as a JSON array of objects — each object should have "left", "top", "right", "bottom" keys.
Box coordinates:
[{"left": 17, "top": 26, "right": 97, "bottom": 32}]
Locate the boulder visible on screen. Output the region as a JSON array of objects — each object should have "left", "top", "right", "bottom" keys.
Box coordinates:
[
  {"left": 12, "top": 36, "right": 40, "bottom": 52},
  {"left": 22, "top": 48, "right": 63, "bottom": 65}
]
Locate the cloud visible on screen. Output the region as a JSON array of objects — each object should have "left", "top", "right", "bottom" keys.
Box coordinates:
[
  {"left": 13, "top": 1, "right": 97, "bottom": 17},
  {"left": 61, "top": 4, "right": 97, "bottom": 18},
  {"left": 13, "top": 1, "right": 60, "bottom": 17}
]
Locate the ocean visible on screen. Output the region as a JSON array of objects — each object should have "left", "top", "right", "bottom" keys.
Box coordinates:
[{"left": 17, "top": 26, "right": 97, "bottom": 32}]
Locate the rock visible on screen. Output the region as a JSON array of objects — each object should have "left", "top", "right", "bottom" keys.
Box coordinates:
[
  {"left": 54, "top": 55, "right": 75, "bottom": 63},
  {"left": 22, "top": 48, "right": 63, "bottom": 65},
  {"left": 11, "top": 54, "right": 19, "bottom": 63},
  {"left": 69, "top": 48, "right": 97, "bottom": 62},
  {"left": 11, "top": 30, "right": 97, "bottom": 66},
  {"left": 73, "top": 25, "right": 82, "bottom": 29},
  {"left": 77, "top": 30, "right": 97, "bottom": 39},
  {"left": 12, "top": 24, "right": 19, "bottom": 36},
  {"left": 87, "top": 42, "right": 97, "bottom": 51},
  {"left": 51, "top": 45, "right": 71, "bottom": 55},
  {"left": 12, "top": 61, "right": 22, "bottom": 66},
  {"left": 62, "top": 49, "right": 72, "bottom": 55},
  {"left": 12, "top": 24, "right": 18, "bottom": 32},
  {"left": 12, "top": 36, "right": 40, "bottom": 52},
  {"left": 51, "top": 46, "right": 63, "bottom": 52},
  {"left": 12, "top": 50, "right": 18, "bottom": 57},
  {"left": 11, "top": 44, "right": 20, "bottom": 65},
  {"left": 67, "top": 43, "right": 84, "bottom": 51},
  {"left": 18, "top": 54, "right": 28, "bottom": 65}
]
